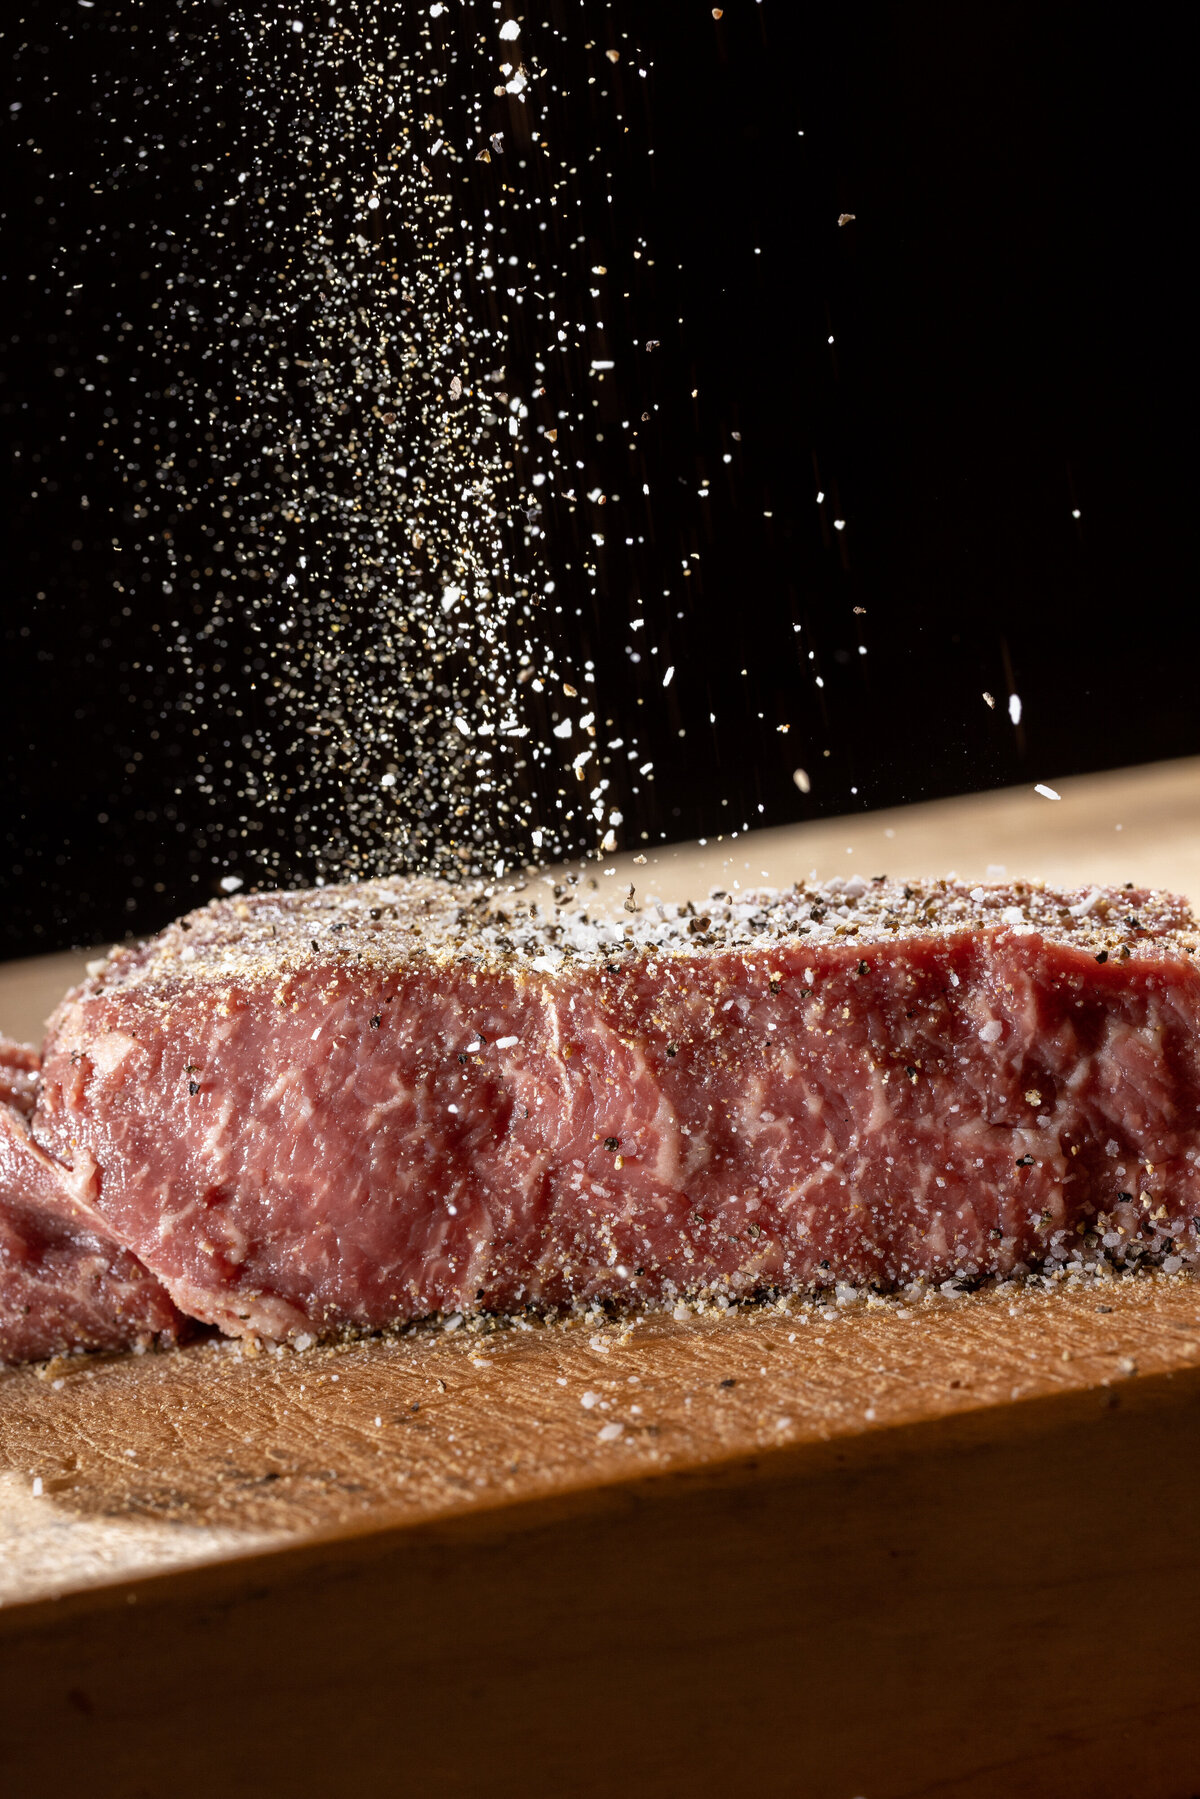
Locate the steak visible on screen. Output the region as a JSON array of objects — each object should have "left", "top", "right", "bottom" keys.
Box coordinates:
[
  {"left": 23, "top": 873, "right": 1200, "bottom": 1346},
  {"left": 1, "top": 1037, "right": 183, "bottom": 1363}
]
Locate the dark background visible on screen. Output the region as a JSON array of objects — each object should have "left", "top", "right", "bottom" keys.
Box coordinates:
[{"left": 2, "top": 0, "right": 1194, "bottom": 957}]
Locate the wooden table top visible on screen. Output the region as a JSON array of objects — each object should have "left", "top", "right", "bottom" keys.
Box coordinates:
[{"left": 3, "top": 754, "right": 1199, "bottom": 1615}]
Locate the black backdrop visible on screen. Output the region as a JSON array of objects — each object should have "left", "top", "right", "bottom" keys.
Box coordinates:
[{"left": 2, "top": 1, "right": 1194, "bottom": 958}]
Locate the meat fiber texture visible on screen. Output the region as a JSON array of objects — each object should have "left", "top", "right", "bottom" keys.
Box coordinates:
[
  {"left": 1, "top": 1037, "right": 182, "bottom": 1363},
  {"left": 12, "top": 872, "right": 1199, "bottom": 1352}
]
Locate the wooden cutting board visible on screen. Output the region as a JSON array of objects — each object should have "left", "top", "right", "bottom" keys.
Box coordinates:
[{"left": 3, "top": 756, "right": 1200, "bottom": 1798}]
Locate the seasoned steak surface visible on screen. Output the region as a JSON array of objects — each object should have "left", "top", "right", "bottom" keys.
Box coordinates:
[{"left": 28, "top": 874, "right": 1200, "bottom": 1344}]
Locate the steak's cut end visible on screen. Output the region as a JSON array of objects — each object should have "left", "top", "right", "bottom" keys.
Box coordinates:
[
  {"left": 31, "top": 875, "right": 1200, "bottom": 1345},
  {"left": 1, "top": 1037, "right": 185, "bottom": 1364}
]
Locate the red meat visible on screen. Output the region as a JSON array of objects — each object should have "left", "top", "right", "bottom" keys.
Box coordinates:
[
  {"left": 28, "top": 874, "right": 1200, "bottom": 1345},
  {"left": 1, "top": 1037, "right": 184, "bottom": 1362}
]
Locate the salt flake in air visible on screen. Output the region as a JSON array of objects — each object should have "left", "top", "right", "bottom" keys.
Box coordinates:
[
  {"left": 1034, "top": 783, "right": 1061, "bottom": 801},
  {"left": 1008, "top": 694, "right": 1023, "bottom": 725},
  {"left": 498, "top": 18, "right": 520, "bottom": 38}
]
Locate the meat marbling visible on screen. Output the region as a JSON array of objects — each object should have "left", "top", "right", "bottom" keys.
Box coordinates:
[
  {"left": 16, "top": 873, "right": 1200, "bottom": 1349},
  {"left": 1, "top": 1037, "right": 183, "bottom": 1362}
]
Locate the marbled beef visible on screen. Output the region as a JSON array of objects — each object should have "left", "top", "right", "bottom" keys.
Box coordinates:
[
  {"left": 23, "top": 874, "right": 1200, "bottom": 1346},
  {"left": 1, "top": 1037, "right": 183, "bottom": 1362}
]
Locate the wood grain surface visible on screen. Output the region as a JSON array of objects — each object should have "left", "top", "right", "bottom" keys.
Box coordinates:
[{"left": 3, "top": 756, "right": 1200, "bottom": 1796}]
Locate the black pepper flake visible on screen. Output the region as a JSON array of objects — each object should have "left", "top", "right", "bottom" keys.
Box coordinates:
[
  {"left": 665, "top": 1043, "right": 678, "bottom": 1057},
  {"left": 457, "top": 1053, "right": 467, "bottom": 1064},
  {"left": 746, "top": 1222, "right": 762, "bottom": 1240},
  {"left": 1015, "top": 1154, "right": 1035, "bottom": 1167},
  {"left": 1118, "top": 1191, "right": 1133, "bottom": 1203},
  {"left": 370, "top": 1016, "right": 381, "bottom": 1029},
  {"left": 310, "top": 939, "right": 320, "bottom": 952},
  {"left": 905, "top": 1066, "right": 919, "bottom": 1081},
  {"left": 719, "top": 1377, "right": 736, "bottom": 1388},
  {"left": 188, "top": 1081, "right": 199, "bottom": 1096},
  {"left": 604, "top": 1137, "right": 620, "bottom": 1151},
  {"left": 768, "top": 979, "right": 781, "bottom": 995},
  {"left": 634, "top": 1267, "right": 645, "bottom": 1277},
  {"left": 1095, "top": 950, "right": 1109, "bottom": 964},
  {"left": 856, "top": 960, "right": 868, "bottom": 976},
  {"left": 1097, "top": 1305, "right": 1113, "bottom": 1313}
]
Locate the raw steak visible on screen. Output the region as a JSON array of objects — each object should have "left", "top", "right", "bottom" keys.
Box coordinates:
[
  {"left": 28, "top": 874, "right": 1200, "bottom": 1345},
  {"left": 1, "top": 1038, "right": 184, "bottom": 1363}
]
